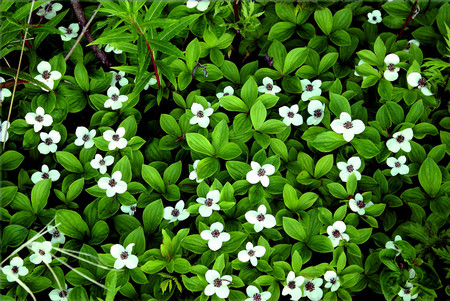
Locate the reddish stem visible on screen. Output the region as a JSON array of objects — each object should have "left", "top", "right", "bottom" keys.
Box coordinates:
[
  {"left": 135, "top": 25, "right": 161, "bottom": 88},
  {"left": 233, "top": 0, "right": 239, "bottom": 22},
  {"left": 396, "top": 0, "right": 418, "bottom": 41}
]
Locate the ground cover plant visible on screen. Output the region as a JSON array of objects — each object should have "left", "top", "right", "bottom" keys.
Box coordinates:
[{"left": 0, "top": 0, "right": 449, "bottom": 300}]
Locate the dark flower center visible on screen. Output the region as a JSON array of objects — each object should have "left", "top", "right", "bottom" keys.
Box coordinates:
[
  {"left": 45, "top": 4, "right": 53, "bottom": 12},
  {"left": 287, "top": 112, "right": 294, "bottom": 118},
  {"left": 82, "top": 134, "right": 90, "bottom": 142},
  {"left": 35, "top": 115, "right": 44, "bottom": 122},
  {"left": 305, "top": 84, "right": 313, "bottom": 92},
  {"left": 256, "top": 214, "right": 265, "bottom": 222},
  {"left": 387, "top": 63, "right": 396, "bottom": 72},
  {"left": 406, "top": 43, "right": 411, "bottom": 50},
  {"left": 205, "top": 198, "right": 213, "bottom": 207},
  {"left": 67, "top": 28, "right": 72, "bottom": 34},
  {"left": 115, "top": 74, "right": 122, "bottom": 81},
  {"left": 404, "top": 289, "right": 411, "bottom": 295},
  {"left": 211, "top": 229, "right": 220, "bottom": 238},
  {"left": 257, "top": 168, "right": 266, "bottom": 177},
  {"left": 213, "top": 278, "right": 222, "bottom": 287},
  {"left": 332, "top": 230, "right": 341, "bottom": 238},
  {"left": 248, "top": 249, "right": 255, "bottom": 256},
  {"left": 39, "top": 249, "right": 45, "bottom": 256},
  {"left": 223, "top": 92, "right": 229, "bottom": 96},
  {"left": 112, "top": 134, "right": 120, "bottom": 141},
  {"left": 196, "top": 111, "right": 204, "bottom": 118},
  {"left": 305, "top": 282, "right": 315, "bottom": 292},
  {"left": 417, "top": 78, "right": 426, "bottom": 88},
  {"left": 59, "top": 290, "right": 67, "bottom": 298},
  {"left": 42, "top": 70, "right": 50, "bottom": 80},
  {"left": 45, "top": 138, "right": 53, "bottom": 145},
  {"left": 253, "top": 293, "right": 262, "bottom": 301},
  {"left": 330, "top": 278, "right": 336, "bottom": 284},
  {"left": 52, "top": 229, "right": 60, "bottom": 238},
  {"left": 11, "top": 266, "right": 19, "bottom": 274},
  {"left": 346, "top": 165, "right": 354, "bottom": 173},
  {"left": 343, "top": 121, "right": 353, "bottom": 129},
  {"left": 266, "top": 83, "right": 273, "bottom": 91},
  {"left": 111, "top": 94, "right": 119, "bottom": 101},
  {"left": 288, "top": 281, "right": 296, "bottom": 289},
  {"left": 99, "top": 159, "right": 105, "bottom": 166},
  {"left": 356, "top": 200, "right": 365, "bottom": 209},
  {"left": 314, "top": 109, "right": 322, "bottom": 118},
  {"left": 120, "top": 251, "right": 128, "bottom": 260},
  {"left": 130, "top": 206, "right": 136, "bottom": 212},
  {"left": 42, "top": 173, "right": 50, "bottom": 179},
  {"left": 265, "top": 54, "right": 274, "bottom": 67},
  {"left": 171, "top": 209, "right": 180, "bottom": 217},
  {"left": 372, "top": 16, "right": 377, "bottom": 21},
  {"left": 395, "top": 162, "right": 401, "bottom": 168},
  {"left": 108, "top": 179, "right": 117, "bottom": 187},
  {"left": 396, "top": 135, "right": 405, "bottom": 143}
]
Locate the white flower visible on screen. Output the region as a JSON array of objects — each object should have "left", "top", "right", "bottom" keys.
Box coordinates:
[
  {"left": 0, "top": 119, "right": 10, "bottom": 143},
  {"left": 337, "top": 156, "right": 362, "bottom": 182},
  {"left": 121, "top": 204, "right": 137, "bottom": 216},
  {"left": 330, "top": 112, "right": 365, "bottom": 142},
  {"left": 25, "top": 106, "right": 53, "bottom": 132},
  {"left": 49, "top": 284, "right": 72, "bottom": 301},
  {"left": 385, "top": 235, "right": 402, "bottom": 257},
  {"left": 2, "top": 257, "right": 28, "bottom": 282},
  {"left": 110, "top": 243, "right": 138, "bottom": 269},
  {"left": 29, "top": 241, "right": 53, "bottom": 264},
  {"left": 197, "top": 190, "right": 220, "bottom": 217},
  {"left": 90, "top": 154, "right": 114, "bottom": 174},
  {"left": 405, "top": 39, "right": 420, "bottom": 52},
  {"left": 300, "top": 79, "right": 322, "bottom": 101},
  {"left": 98, "top": 171, "right": 127, "bottom": 198},
  {"left": 279, "top": 105, "right": 303, "bottom": 126},
  {"left": 186, "top": 0, "right": 211, "bottom": 11},
  {"left": 387, "top": 155, "right": 409, "bottom": 176},
  {"left": 104, "top": 44, "right": 122, "bottom": 54},
  {"left": 348, "top": 193, "right": 373, "bottom": 215},
  {"left": 383, "top": 54, "right": 400, "bottom": 82},
  {"left": 407, "top": 72, "right": 432, "bottom": 96},
  {"left": 163, "top": 200, "right": 190, "bottom": 223},
  {"left": 258, "top": 77, "right": 281, "bottom": 95},
  {"left": 48, "top": 225, "right": 65, "bottom": 245},
  {"left": 216, "top": 86, "right": 234, "bottom": 99},
  {"left": 104, "top": 86, "right": 128, "bottom": 110},
  {"left": 386, "top": 128, "right": 413, "bottom": 153},
  {"left": 189, "top": 160, "right": 204, "bottom": 183},
  {"left": 238, "top": 242, "right": 266, "bottom": 267},
  {"left": 368, "top": 10, "right": 382, "bottom": 24},
  {"left": 74, "top": 126, "right": 96, "bottom": 148},
  {"left": 304, "top": 278, "right": 323, "bottom": 301},
  {"left": 58, "top": 23, "right": 79, "bottom": 41},
  {"left": 324, "top": 271, "right": 340, "bottom": 292},
  {"left": 204, "top": 270, "right": 232, "bottom": 298},
  {"left": 327, "top": 221, "right": 350, "bottom": 248},
  {"left": 245, "top": 285, "right": 271, "bottom": 301},
  {"left": 282, "top": 271, "right": 305, "bottom": 301},
  {"left": 0, "top": 77, "right": 12, "bottom": 101},
  {"left": 111, "top": 71, "right": 129, "bottom": 87},
  {"left": 31, "top": 164, "right": 60, "bottom": 184},
  {"left": 34, "top": 61, "right": 61, "bottom": 91},
  {"left": 137, "top": 76, "right": 157, "bottom": 90},
  {"left": 409, "top": 268, "right": 416, "bottom": 279},
  {"left": 398, "top": 282, "right": 419, "bottom": 301},
  {"left": 306, "top": 100, "right": 325, "bottom": 126},
  {"left": 37, "top": 1, "right": 63, "bottom": 20},
  {"left": 189, "top": 102, "right": 214, "bottom": 128},
  {"left": 246, "top": 161, "right": 275, "bottom": 187},
  {"left": 200, "top": 222, "right": 230, "bottom": 251},
  {"left": 245, "top": 205, "right": 276, "bottom": 232},
  {"left": 38, "top": 130, "right": 61, "bottom": 154},
  {"left": 103, "top": 127, "right": 127, "bottom": 150}
]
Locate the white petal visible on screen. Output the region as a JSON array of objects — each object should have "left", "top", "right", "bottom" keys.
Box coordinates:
[
  {"left": 196, "top": 0, "right": 210, "bottom": 11},
  {"left": 197, "top": 116, "right": 210, "bottom": 128},
  {"left": 37, "top": 61, "right": 51, "bottom": 74},
  {"left": 330, "top": 120, "right": 344, "bottom": 134},
  {"left": 261, "top": 164, "right": 275, "bottom": 175},
  {"left": 110, "top": 244, "right": 125, "bottom": 258},
  {"left": 386, "top": 157, "right": 397, "bottom": 168},
  {"left": 191, "top": 102, "right": 204, "bottom": 115},
  {"left": 342, "top": 129, "right": 355, "bottom": 142},
  {"left": 384, "top": 54, "right": 400, "bottom": 65},
  {"left": 347, "top": 157, "right": 361, "bottom": 169},
  {"left": 386, "top": 138, "right": 401, "bottom": 153},
  {"left": 199, "top": 205, "right": 212, "bottom": 218},
  {"left": 278, "top": 106, "right": 290, "bottom": 118},
  {"left": 407, "top": 72, "right": 421, "bottom": 87},
  {"left": 262, "top": 77, "right": 273, "bottom": 86},
  {"left": 246, "top": 170, "right": 260, "bottom": 184},
  {"left": 238, "top": 250, "right": 250, "bottom": 262},
  {"left": 384, "top": 70, "right": 399, "bottom": 82},
  {"left": 300, "top": 79, "right": 311, "bottom": 90},
  {"left": 351, "top": 120, "right": 365, "bottom": 134}
]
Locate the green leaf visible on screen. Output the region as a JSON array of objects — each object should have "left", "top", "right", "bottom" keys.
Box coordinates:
[
  {"left": 56, "top": 209, "right": 90, "bottom": 240},
  {"left": 141, "top": 260, "right": 166, "bottom": 274},
  {"left": 307, "top": 235, "right": 334, "bottom": 253},
  {"left": 330, "top": 30, "right": 351, "bottom": 46},
  {"left": 160, "top": 114, "right": 181, "bottom": 137},
  {"left": 74, "top": 63, "right": 89, "bottom": 92},
  {"left": 283, "top": 184, "right": 299, "bottom": 212},
  {"left": 220, "top": 60, "right": 240, "bottom": 84},
  {"left": 298, "top": 192, "right": 319, "bottom": 211},
  {"left": 283, "top": 217, "right": 306, "bottom": 242},
  {"left": 112, "top": 156, "right": 132, "bottom": 182},
  {"left": 220, "top": 95, "right": 248, "bottom": 112},
  {"left": 142, "top": 164, "right": 166, "bottom": 193},
  {"left": 250, "top": 100, "right": 267, "bottom": 130},
  {"left": 158, "top": 15, "right": 200, "bottom": 42},
  {"left": 186, "top": 133, "right": 215, "bottom": 156},
  {"left": 31, "top": 179, "right": 51, "bottom": 214},
  {"left": 332, "top": 8, "right": 352, "bottom": 31},
  {"left": 380, "top": 269, "right": 400, "bottom": 301},
  {"left": 350, "top": 139, "right": 380, "bottom": 159},
  {"left": 149, "top": 39, "right": 184, "bottom": 58},
  {"left": 418, "top": 158, "right": 442, "bottom": 197},
  {"left": 314, "top": 8, "right": 333, "bottom": 35},
  {"left": 66, "top": 178, "right": 85, "bottom": 202},
  {"left": 312, "top": 131, "right": 347, "bottom": 152},
  {"left": 143, "top": 199, "right": 164, "bottom": 234},
  {"left": 357, "top": 50, "right": 379, "bottom": 66},
  {"left": 270, "top": 138, "right": 288, "bottom": 161},
  {"left": 267, "top": 22, "right": 296, "bottom": 42},
  {"left": 241, "top": 77, "right": 258, "bottom": 108},
  {"left": 196, "top": 157, "right": 220, "bottom": 179},
  {"left": 327, "top": 183, "right": 348, "bottom": 199},
  {"left": 283, "top": 47, "right": 308, "bottom": 74},
  {"left": 0, "top": 151, "right": 24, "bottom": 171},
  {"left": 405, "top": 100, "right": 424, "bottom": 124},
  {"left": 318, "top": 53, "right": 339, "bottom": 75},
  {"left": 373, "top": 36, "right": 386, "bottom": 60},
  {"left": 329, "top": 93, "right": 351, "bottom": 116},
  {"left": 56, "top": 151, "right": 84, "bottom": 173},
  {"left": 314, "top": 154, "right": 333, "bottom": 178}
]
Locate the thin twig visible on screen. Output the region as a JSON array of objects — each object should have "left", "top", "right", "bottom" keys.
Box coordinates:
[
  {"left": 135, "top": 24, "right": 161, "bottom": 88},
  {"left": 65, "top": 3, "right": 102, "bottom": 62},
  {"left": 395, "top": 0, "right": 418, "bottom": 42}
]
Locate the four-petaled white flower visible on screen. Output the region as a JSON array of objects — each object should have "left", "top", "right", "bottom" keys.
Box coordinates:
[
  {"left": 245, "top": 205, "right": 276, "bottom": 232},
  {"left": 38, "top": 130, "right": 61, "bottom": 154},
  {"left": 98, "top": 171, "right": 127, "bottom": 197},
  {"left": 303, "top": 278, "right": 323, "bottom": 301},
  {"left": 164, "top": 200, "right": 190, "bottom": 223},
  {"left": 31, "top": 164, "right": 60, "bottom": 184},
  {"left": 197, "top": 190, "right": 220, "bottom": 217},
  {"left": 387, "top": 155, "right": 409, "bottom": 176},
  {"left": 58, "top": 23, "right": 79, "bottom": 41},
  {"left": 189, "top": 160, "right": 204, "bottom": 183},
  {"left": 279, "top": 105, "right": 303, "bottom": 126},
  {"left": 398, "top": 282, "right": 419, "bottom": 301},
  {"left": 103, "top": 127, "right": 127, "bottom": 150},
  {"left": 204, "top": 270, "right": 232, "bottom": 298},
  {"left": 368, "top": 10, "right": 382, "bottom": 24},
  {"left": 0, "top": 77, "right": 12, "bottom": 101},
  {"left": 246, "top": 161, "right": 275, "bottom": 187},
  {"left": 405, "top": 39, "right": 420, "bottom": 52},
  {"left": 0, "top": 120, "right": 10, "bottom": 142},
  {"left": 121, "top": 203, "right": 137, "bottom": 216},
  {"left": 37, "top": 1, "right": 63, "bottom": 20},
  {"left": 324, "top": 270, "right": 340, "bottom": 292},
  {"left": 110, "top": 243, "right": 139, "bottom": 269},
  {"left": 385, "top": 235, "right": 402, "bottom": 257},
  {"left": 407, "top": 72, "right": 432, "bottom": 96},
  {"left": 258, "top": 77, "right": 281, "bottom": 95},
  {"left": 104, "top": 86, "right": 128, "bottom": 110},
  {"left": 327, "top": 221, "right": 350, "bottom": 248},
  {"left": 337, "top": 156, "right": 362, "bottom": 182},
  {"left": 90, "top": 154, "right": 114, "bottom": 174},
  {"left": 2, "top": 257, "right": 28, "bottom": 282},
  {"left": 104, "top": 44, "right": 122, "bottom": 54},
  {"left": 238, "top": 242, "right": 266, "bottom": 267},
  {"left": 48, "top": 225, "right": 66, "bottom": 245},
  {"left": 49, "top": 283, "right": 72, "bottom": 301},
  {"left": 386, "top": 128, "right": 413, "bottom": 153},
  {"left": 349, "top": 193, "right": 373, "bottom": 215},
  {"left": 140, "top": 76, "right": 157, "bottom": 90},
  {"left": 34, "top": 61, "right": 61, "bottom": 91},
  {"left": 25, "top": 106, "right": 53, "bottom": 132},
  {"left": 186, "top": 0, "right": 211, "bottom": 12},
  {"left": 245, "top": 285, "right": 272, "bottom": 301},
  {"left": 307, "top": 100, "right": 326, "bottom": 126},
  {"left": 282, "top": 271, "right": 305, "bottom": 301},
  {"left": 111, "top": 71, "right": 129, "bottom": 87},
  {"left": 300, "top": 79, "right": 322, "bottom": 101},
  {"left": 200, "top": 222, "right": 230, "bottom": 251},
  {"left": 30, "top": 241, "right": 53, "bottom": 264},
  {"left": 216, "top": 86, "right": 234, "bottom": 99},
  {"left": 384, "top": 54, "right": 400, "bottom": 82},
  {"left": 330, "top": 112, "right": 365, "bottom": 142},
  {"left": 74, "top": 126, "right": 96, "bottom": 148},
  {"left": 189, "top": 102, "right": 213, "bottom": 128}
]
